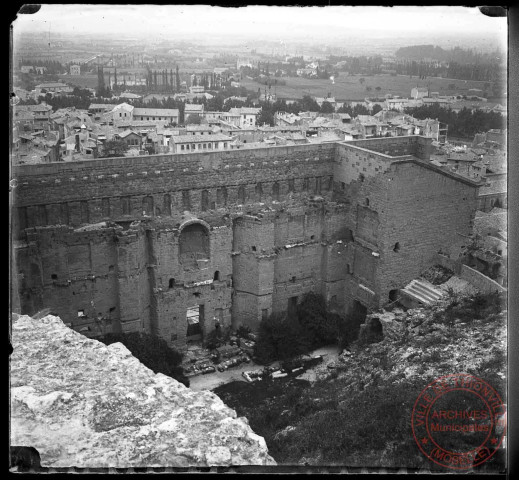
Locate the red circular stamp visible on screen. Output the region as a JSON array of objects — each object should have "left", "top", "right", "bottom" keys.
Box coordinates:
[{"left": 411, "top": 373, "right": 506, "bottom": 470}]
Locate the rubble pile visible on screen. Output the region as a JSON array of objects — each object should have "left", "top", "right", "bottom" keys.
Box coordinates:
[
  {"left": 420, "top": 264, "right": 454, "bottom": 285},
  {"left": 182, "top": 331, "right": 256, "bottom": 378},
  {"left": 322, "top": 296, "right": 507, "bottom": 392},
  {"left": 242, "top": 355, "right": 324, "bottom": 383}
]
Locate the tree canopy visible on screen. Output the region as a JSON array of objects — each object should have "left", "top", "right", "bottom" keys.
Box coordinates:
[
  {"left": 319, "top": 101, "right": 335, "bottom": 114},
  {"left": 101, "top": 139, "right": 128, "bottom": 158}
]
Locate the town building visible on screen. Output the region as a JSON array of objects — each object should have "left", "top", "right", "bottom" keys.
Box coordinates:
[
  {"left": 110, "top": 103, "right": 135, "bottom": 121},
  {"left": 228, "top": 107, "right": 261, "bottom": 128},
  {"left": 170, "top": 133, "right": 232, "bottom": 154},
  {"left": 70, "top": 65, "right": 81, "bottom": 76},
  {"left": 185, "top": 125, "right": 216, "bottom": 136},
  {"left": 133, "top": 108, "right": 179, "bottom": 124},
  {"left": 117, "top": 92, "right": 142, "bottom": 101},
  {"left": 189, "top": 85, "right": 205, "bottom": 94},
  {"left": 202, "top": 111, "right": 241, "bottom": 127},
  {"left": 185, "top": 103, "right": 205, "bottom": 117},
  {"left": 411, "top": 87, "right": 429, "bottom": 99},
  {"left": 115, "top": 130, "right": 143, "bottom": 150},
  {"left": 34, "top": 82, "right": 73, "bottom": 96}
]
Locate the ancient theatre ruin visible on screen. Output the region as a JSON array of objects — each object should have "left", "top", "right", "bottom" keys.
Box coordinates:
[{"left": 12, "top": 136, "right": 480, "bottom": 349}]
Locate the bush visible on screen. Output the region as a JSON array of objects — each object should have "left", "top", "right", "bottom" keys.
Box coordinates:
[
  {"left": 236, "top": 324, "right": 251, "bottom": 338},
  {"left": 254, "top": 293, "right": 353, "bottom": 363},
  {"left": 337, "top": 309, "right": 365, "bottom": 350},
  {"left": 296, "top": 292, "right": 336, "bottom": 345},
  {"left": 253, "top": 312, "right": 313, "bottom": 364},
  {"left": 99, "top": 332, "right": 189, "bottom": 387},
  {"left": 434, "top": 290, "right": 505, "bottom": 325},
  {"left": 204, "top": 325, "right": 231, "bottom": 350}
]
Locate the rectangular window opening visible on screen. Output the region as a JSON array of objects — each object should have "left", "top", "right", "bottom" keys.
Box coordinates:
[{"left": 187, "top": 305, "right": 203, "bottom": 337}]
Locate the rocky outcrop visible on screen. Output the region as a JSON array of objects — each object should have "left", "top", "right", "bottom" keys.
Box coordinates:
[{"left": 10, "top": 314, "right": 276, "bottom": 468}]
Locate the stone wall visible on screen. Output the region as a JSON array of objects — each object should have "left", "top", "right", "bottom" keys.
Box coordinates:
[
  {"left": 12, "top": 143, "right": 336, "bottom": 232},
  {"left": 12, "top": 137, "right": 481, "bottom": 346},
  {"left": 375, "top": 161, "right": 479, "bottom": 304},
  {"left": 11, "top": 314, "right": 275, "bottom": 468},
  {"left": 460, "top": 265, "right": 507, "bottom": 294},
  {"left": 332, "top": 137, "right": 479, "bottom": 313}
]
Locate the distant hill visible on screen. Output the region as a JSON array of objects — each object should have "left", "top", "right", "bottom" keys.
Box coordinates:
[{"left": 395, "top": 45, "right": 501, "bottom": 65}]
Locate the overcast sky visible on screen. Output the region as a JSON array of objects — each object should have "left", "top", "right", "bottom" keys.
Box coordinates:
[{"left": 13, "top": 5, "right": 507, "bottom": 43}]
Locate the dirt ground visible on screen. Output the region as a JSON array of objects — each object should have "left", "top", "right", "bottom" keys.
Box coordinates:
[{"left": 189, "top": 344, "right": 341, "bottom": 391}]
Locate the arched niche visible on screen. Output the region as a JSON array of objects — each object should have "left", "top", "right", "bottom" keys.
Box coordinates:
[{"left": 178, "top": 220, "right": 210, "bottom": 269}]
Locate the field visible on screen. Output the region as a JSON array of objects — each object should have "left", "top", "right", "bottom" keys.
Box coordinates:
[
  {"left": 58, "top": 71, "right": 495, "bottom": 104},
  {"left": 59, "top": 75, "right": 99, "bottom": 89},
  {"left": 240, "top": 74, "right": 491, "bottom": 102},
  {"left": 59, "top": 68, "right": 147, "bottom": 89}
]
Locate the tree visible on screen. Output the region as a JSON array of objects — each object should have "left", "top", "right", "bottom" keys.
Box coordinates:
[
  {"left": 366, "top": 86, "right": 372, "bottom": 92},
  {"left": 359, "top": 77, "right": 365, "bottom": 85},
  {"left": 175, "top": 65, "right": 180, "bottom": 93},
  {"left": 185, "top": 114, "right": 201, "bottom": 124},
  {"left": 300, "top": 95, "right": 320, "bottom": 112},
  {"left": 375, "top": 86, "right": 381, "bottom": 91},
  {"left": 352, "top": 104, "right": 370, "bottom": 116},
  {"left": 320, "top": 101, "right": 335, "bottom": 113},
  {"left": 101, "top": 139, "right": 128, "bottom": 158},
  {"left": 371, "top": 104, "right": 383, "bottom": 115},
  {"left": 257, "top": 108, "right": 274, "bottom": 126}
]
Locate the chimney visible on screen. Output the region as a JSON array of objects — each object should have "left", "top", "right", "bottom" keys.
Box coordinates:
[{"left": 75, "top": 134, "right": 80, "bottom": 152}]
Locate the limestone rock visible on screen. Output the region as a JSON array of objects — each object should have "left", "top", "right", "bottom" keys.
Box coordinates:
[{"left": 10, "top": 315, "right": 276, "bottom": 468}]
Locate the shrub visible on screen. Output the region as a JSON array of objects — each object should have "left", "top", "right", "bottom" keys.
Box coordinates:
[
  {"left": 253, "top": 312, "right": 313, "bottom": 364},
  {"left": 236, "top": 324, "right": 251, "bottom": 338},
  {"left": 296, "top": 292, "right": 336, "bottom": 345},
  {"left": 254, "top": 293, "right": 347, "bottom": 364},
  {"left": 99, "top": 331, "right": 189, "bottom": 387},
  {"left": 204, "top": 325, "right": 231, "bottom": 350},
  {"left": 337, "top": 309, "right": 365, "bottom": 350},
  {"left": 435, "top": 290, "right": 505, "bottom": 325}
]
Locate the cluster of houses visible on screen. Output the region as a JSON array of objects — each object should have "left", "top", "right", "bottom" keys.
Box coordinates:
[
  {"left": 275, "top": 109, "right": 448, "bottom": 143},
  {"left": 11, "top": 95, "right": 506, "bottom": 206},
  {"left": 296, "top": 62, "right": 320, "bottom": 78},
  {"left": 368, "top": 87, "right": 507, "bottom": 116},
  {"left": 11, "top": 101, "right": 265, "bottom": 163}
]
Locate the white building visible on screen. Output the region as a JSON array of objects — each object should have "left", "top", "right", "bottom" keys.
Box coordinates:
[
  {"left": 171, "top": 133, "right": 232, "bottom": 154},
  {"left": 189, "top": 85, "right": 205, "bottom": 94},
  {"left": 133, "top": 108, "right": 179, "bottom": 124},
  {"left": 411, "top": 87, "right": 429, "bottom": 100},
  {"left": 185, "top": 103, "right": 205, "bottom": 117},
  {"left": 202, "top": 111, "right": 241, "bottom": 127},
  {"left": 111, "top": 103, "right": 135, "bottom": 121},
  {"left": 70, "top": 65, "right": 81, "bottom": 76},
  {"left": 228, "top": 107, "right": 261, "bottom": 128}
]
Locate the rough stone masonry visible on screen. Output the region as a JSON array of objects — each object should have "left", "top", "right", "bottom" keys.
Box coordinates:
[
  {"left": 11, "top": 137, "right": 481, "bottom": 349},
  {"left": 10, "top": 314, "right": 276, "bottom": 468}
]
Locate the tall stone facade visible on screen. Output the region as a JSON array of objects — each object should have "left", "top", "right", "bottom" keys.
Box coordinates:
[{"left": 11, "top": 137, "right": 480, "bottom": 349}]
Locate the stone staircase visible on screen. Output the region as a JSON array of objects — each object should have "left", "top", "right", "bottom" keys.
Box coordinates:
[{"left": 401, "top": 279, "right": 445, "bottom": 306}]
